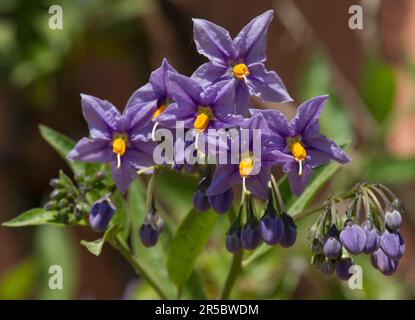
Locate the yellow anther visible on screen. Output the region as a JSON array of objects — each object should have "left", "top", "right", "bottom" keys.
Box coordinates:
[
  {"left": 290, "top": 142, "right": 307, "bottom": 161},
  {"left": 233, "top": 63, "right": 250, "bottom": 79},
  {"left": 112, "top": 138, "right": 126, "bottom": 156},
  {"left": 239, "top": 157, "right": 254, "bottom": 177},
  {"left": 194, "top": 113, "right": 210, "bottom": 132},
  {"left": 153, "top": 104, "right": 167, "bottom": 120}
]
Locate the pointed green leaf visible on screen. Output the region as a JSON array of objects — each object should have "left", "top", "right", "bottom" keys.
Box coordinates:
[
  {"left": 167, "top": 209, "right": 218, "bottom": 295},
  {"left": 3, "top": 209, "right": 59, "bottom": 227},
  {"left": 80, "top": 225, "right": 122, "bottom": 256}
]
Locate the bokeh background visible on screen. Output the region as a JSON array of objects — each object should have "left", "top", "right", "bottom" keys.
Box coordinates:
[{"left": 1, "top": 0, "right": 415, "bottom": 299}]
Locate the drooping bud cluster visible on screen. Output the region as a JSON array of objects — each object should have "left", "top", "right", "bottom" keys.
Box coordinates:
[
  {"left": 225, "top": 177, "right": 297, "bottom": 254},
  {"left": 309, "top": 183, "right": 405, "bottom": 280},
  {"left": 139, "top": 180, "right": 165, "bottom": 247},
  {"left": 44, "top": 169, "right": 111, "bottom": 225}
]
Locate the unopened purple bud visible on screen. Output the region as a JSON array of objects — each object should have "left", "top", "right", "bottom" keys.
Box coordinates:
[
  {"left": 335, "top": 257, "right": 354, "bottom": 281},
  {"left": 380, "top": 230, "right": 404, "bottom": 260},
  {"left": 371, "top": 248, "right": 399, "bottom": 276},
  {"left": 139, "top": 223, "right": 159, "bottom": 247},
  {"left": 385, "top": 209, "right": 402, "bottom": 231},
  {"left": 226, "top": 231, "right": 242, "bottom": 254},
  {"left": 323, "top": 226, "right": 342, "bottom": 259},
  {"left": 193, "top": 190, "right": 211, "bottom": 212},
  {"left": 340, "top": 221, "right": 366, "bottom": 255},
  {"left": 259, "top": 214, "right": 284, "bottom": 245},
  {"left": 280, "top": 213, "right": 297, "bottom": 248},
  {"left": 363, "top": 223, "right": 379, "bottom": 254},
  {"left": 209, "top": 188, "right": 234, "bottom": 214},
  {"left": 320, "top": 258, "right": 335, "bottom": 276},
  {"left": 241, "top": 224, "right": 261, "bottom": 250},
  {"left": 89, "top": 198, "right": 115, "bottom": 232}
]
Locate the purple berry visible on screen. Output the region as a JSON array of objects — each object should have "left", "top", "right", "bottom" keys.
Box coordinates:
[
  {"left": 139, "top": 223, "right": 159, "bottom": 247},
  {"left": 280, "top": 213, "right": 297, "bottom": 248},
  {"left": 241, "top": 224, "right": 261, "bottom": 250},
  {"left": 259, "top": 214, "right": 284, "bottom": 245},
  {"left": 89, "top": 198, "right": 115, "bottom": 232}
]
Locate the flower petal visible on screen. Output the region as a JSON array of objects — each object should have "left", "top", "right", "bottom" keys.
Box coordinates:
[
  {"left": 125, "top": 83, "right": 158, "bottom": 110},
  {"left": 191, "top": 62, "right": 229, "bottom": 87},
  {"left": 233, "top": 10, "right": 273, "bottom": 64},
  {"left": 208, "top": 188, "right": 234, "bottom": 214},
  {"left": 149, "top": 58, "right": 178, "bottom": 97},
  {"left": 156, "top": 102, "right": 195, "bottom": 129},
  {"left": 245, "top": 167, "right": 271, "bottom": 200},
  {"left": 110, "top": 161, "right": 138, "bottom": 194},
  {"left": 81, "top": 94, "right": 120, "bottom": 139},
  {"left": 207, "top": 165, "right": 241, "bottom": 196},
  {"left": 67, "top": 137, "right": 112, "bottom": 163},
  {"left": 192, "top": 18, "right": 234, "bottom": 64},
  {"left": 291, "top": 95, "right": 328, "bottom": 135},
  {"left": 168, "top": 72, "right": 202, "bottom": 109},
  {"left": 247, "top": 63, "right": 292, "bottom": 103},
  {"left": 305, "top": 134, "right": 351, "bottom": 165},
  {"left": 249, "top": 108, "right": 292, "bottom": 138},
  {"left": 285, "top": 161, "right": 313, "bottom": 196}
]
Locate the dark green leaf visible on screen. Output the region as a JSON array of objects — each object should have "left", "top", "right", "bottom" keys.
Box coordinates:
[
  {"left": 167, "top": 209, "right": 217, "bottom": 295},
  {"left": 364, "top": 157, "right": 415, "bottom": 184}
]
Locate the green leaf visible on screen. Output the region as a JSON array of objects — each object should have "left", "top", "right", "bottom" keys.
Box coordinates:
[
  {"left": 3, "top": 208, "right": 59, "bottom": 227},
  {"left": 361, "top": 55, "right": 396, "bottom": 123},
  {"left": 2, "top": 208, "right": 86, "bottom": 227},
  {"left": 80, "top": 225, "right": 122, "bottom": 256},
  {"left": 167, "top": 209, "right": 218, "bottom": 295},
  {"left": 39, "top": 125, "right": 83, "bottom": 173},
  {"left": 35, "top": 226, "right": 79, "bottom": 299},
  {"left": 110, "top": 190, "right": 130, "bottom": 240}
]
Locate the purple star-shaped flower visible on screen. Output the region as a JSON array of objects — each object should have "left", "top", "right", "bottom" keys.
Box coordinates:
[
  {"left": 191, "top": 10, "right": 292, "bottom": 116},
  {"left": 68, "top": 94, "right": 155, "bottom": 193},
  {"left": 253, "top": 95, "right": 351, "bottom": 196},
  {"left": 206, "top": 112, "right": 286, "bottom": 200},
  {"left": 125, "top": 58, "right": 178, "bottom": 120},
  {"left": 156, "top": 72, "right": 243, "bottom": 133}
]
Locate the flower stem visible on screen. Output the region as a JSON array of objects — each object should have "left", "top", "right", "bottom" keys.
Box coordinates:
[
  {"left": 220, "top": 205, "right": 244, "bottom": 300},
  {"left": 111, "top": 237, "right": 168, "bottom": 300}
]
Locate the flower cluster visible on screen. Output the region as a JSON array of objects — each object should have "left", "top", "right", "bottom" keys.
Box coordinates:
[
  {"left": 310, "top": 183, "right": 405, "bottom": 280},
  {"left": 225, "top": 179, "right": 297, "bottom": 253},
  {"left": 68, "top": 10, "right": 350, "bottom": 251}
]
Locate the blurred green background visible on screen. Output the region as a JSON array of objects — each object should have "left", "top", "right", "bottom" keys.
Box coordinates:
[{"left": 1, "top": 0, "right": 415, "bottom": 299}]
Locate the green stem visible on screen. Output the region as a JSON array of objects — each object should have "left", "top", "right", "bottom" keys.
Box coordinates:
[
  {"left": 111, "top": 237, "right": 168, "bottom": 300},
  {"left": 220, "top": 205, "right": 244, "bottom": 300},
  {"left": 220, "top": 250, "right": 244, "bottom": 300}
]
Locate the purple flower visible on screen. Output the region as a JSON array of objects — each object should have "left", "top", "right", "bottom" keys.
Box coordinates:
[
  {"left": 380, "top": 230, "right": 404, "bottom": 260},
  {"left": 67, "top": 94, "right": 155, "bottom": 193},
  {"left": 259, "top": 212, "right": 284, "bottom": 245},
  {"left": 335, "top": 257, "right": 354, "bottom": 281},
  {"left": 280, "top": 213, "right": 297, "bottom": 248},
  {"left": 89, "top": 198, "right": 115, "bottom": 232},
  {"left": 362, "top": 222, "right": 379, "bottom": 254},
  {"left": 385, "top": 208, "right": 402, "bottom": 231},
  {"left": 206, "top": 112, "right": 288, "bottom": 199},
  {"left": 253, "top": 95, "right": 350, "bottom": 196},
  {"left": 208, "top": 188, "right": 234, "bottom": 214},
  {"left": 226, "top": 230, "right": 242, "bottom": 254},
  {"left": 125, "top": 58, "right": 178, "bottom": 121},
  {"left": 139, "top": 223, "right": 159, "bottom": 247},
  {"left": 191, "top": 10, "right": 291, "bottom": 115},
  {"left": 371, "top": 249, "right": 399, "bottom": 276},
  {"left": 241, "top": 224, "right": 261, "bottom": 250},
  {"left": 156, "top": 73, "right": 243, "bottom": 132},
  {"left": 323, "top": 225, "right": 342, "bottom": 259},
  {"left": 339, "top": 221, "right": 366, "bottom": 255}
]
